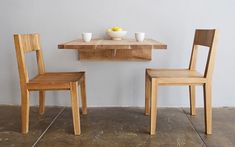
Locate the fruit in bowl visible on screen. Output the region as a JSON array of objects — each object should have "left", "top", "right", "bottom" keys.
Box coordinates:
[{"left": 106, "top": 26, "right": 127, "bottom": 40}]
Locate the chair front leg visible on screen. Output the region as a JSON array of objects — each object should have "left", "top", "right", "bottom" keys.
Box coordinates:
[
  {"left": 21, "top": 89, "right": 30, "bottom": 134},
  {"left": 39, "top": 90, "right": 45, "bottom": 115},
  {"left": 189, "top": 85, "right": 196, "bottom": 115},
  {"left": 150, "top": 78, "right": 158, "bottom": 135},
  {"left": 70, "top": 82, "right": 81, "bottom": 135},
  {"left": 80, "top": 75, "right": 87, "bottom": 115},
  {"left": 203, "top": 82, "right": 212, "bottom": 134},
  {"left": 145, "top": 70, "right": 150, "bottom": 115}
]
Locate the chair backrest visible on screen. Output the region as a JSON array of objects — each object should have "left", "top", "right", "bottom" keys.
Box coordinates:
[
  {"left": 189, "top": 29, "right": 218, "bottom": 79},
  {"left": 14, "top": 34, "right": 45, "bottom": 85}
]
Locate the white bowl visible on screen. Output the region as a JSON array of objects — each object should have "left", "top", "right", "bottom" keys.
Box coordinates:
[{"left": 107, "top": 31, "right": 127, "bottom": 40}]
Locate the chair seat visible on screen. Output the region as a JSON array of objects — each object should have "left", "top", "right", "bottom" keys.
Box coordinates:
[
  {"left": 147, "top": 69, "right": 203, "bottom": 78},
  {"left": 29, "top": 72, "right": 85, "bottom": 84},
  {"left": 27, "top": 72, "right": 85, "bottom": 90}
]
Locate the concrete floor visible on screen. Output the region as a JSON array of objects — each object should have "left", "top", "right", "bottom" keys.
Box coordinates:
[{"left": 0, "top": 106, "right": 234, "bottom": 147}]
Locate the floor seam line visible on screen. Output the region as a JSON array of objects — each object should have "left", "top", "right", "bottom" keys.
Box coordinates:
[
  {"left": 32, "top": 107, "right": 65, "bottom": 147},
  {"left": 181, "top": 108, "right": 207, "bottom": 147}
]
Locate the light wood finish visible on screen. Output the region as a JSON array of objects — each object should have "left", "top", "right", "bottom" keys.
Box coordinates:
[
  {"left": 14, "top": 34, "right": 87, "bottom": 135},
  {"left": 19, "top": 34, "right": 41, "bottom": 53},
  {"left": 145, "top": 29, "right": 218, "bottom": 135},
  {"left": 145, "top": 69, "right": 151, "bottom": 115},
  {"left": 39, "top": 91, "right": 45, "bottom": 115},
  {"left": 80, "top": 74, "right": 87, "bottom": 114},
  {"left": 150, "top": 79, "right": 157, "bottom": 135},
  {"left": 58, "top": 39, "right": 167, "bottom": 50},
  {"left": 58, "top": 39, "right": 167, "bottom": 61},
  {"left": 189, "top": 85, "right": 196, "bottom": 115},
  {"left": 188, "top": 43, "right": 198, "bottom": 116},
  {"left": 21, "top": 89, "right": 29, "bottom": 133},
  {"left": 70, "top": 82, "right": 81, "bottom": 135},
  {"left": 79, "top": 48, "right": 152, "bottom": 61},
  {"left": 203, "top": 82, "right": 212, "bottom": 134}
]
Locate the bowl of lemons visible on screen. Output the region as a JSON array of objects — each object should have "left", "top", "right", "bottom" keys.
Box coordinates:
[{"left": 107, "top": 26, "right": 127, "bottom": 40}]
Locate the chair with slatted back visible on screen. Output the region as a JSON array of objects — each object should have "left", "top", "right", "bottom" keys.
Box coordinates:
[
  {"left": 145, "top": 29, "right": 218, "bottom": 135},
  {"left": 14, "top": 34, "right": 87, "bottom": 135}
]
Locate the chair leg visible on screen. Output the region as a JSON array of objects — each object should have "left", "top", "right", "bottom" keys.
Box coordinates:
[
  {"left": 145, "top": 71, "right": 150, "bottom": 115},
  {"left": 150, "top": 79, "right": 158, "bottom": 135},
  {"left": 189, "top": 85, "right": 196, "bottom": 115},
  {"left": 39, "top": 91, "right": 45, "bottom": 115},
  {"left": 203, "top": 83, "right": 212, "bottom": 134},
  {"left": 70, "top": 82, "right": 81, "bottom": 135},
  {"left": 21, "top": 89, "right": 30, "bottom": 134},
  {"left": 80, "top": 75, "right": 87, "bottom": 115}
]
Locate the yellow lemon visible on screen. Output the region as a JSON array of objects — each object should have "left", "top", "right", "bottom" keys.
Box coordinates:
[
  {"left": 112, "top": 26, "right": 122, "bottom": 32},
  {"left": 107, "top": 29, "right": 112, "bottom": 32}
]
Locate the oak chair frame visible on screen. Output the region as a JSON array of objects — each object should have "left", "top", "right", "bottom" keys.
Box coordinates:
[
  {"left": 14, "top": 34, "right": 87, "bottom": 135},
  {"left": 145, "top": 29, "right": 218, "bottom": 135}
]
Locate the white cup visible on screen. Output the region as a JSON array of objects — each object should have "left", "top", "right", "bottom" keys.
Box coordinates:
[
  {"left": 135, "top": 32, "right": 145, "bottom": 42},
  {"left": 82, "top": 33, "right": 92, "bottom": 42}
]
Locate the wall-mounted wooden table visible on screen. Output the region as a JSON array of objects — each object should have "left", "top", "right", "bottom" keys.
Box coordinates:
[{"left": 58, "top": 39, "right": 167, "bottom": 61}]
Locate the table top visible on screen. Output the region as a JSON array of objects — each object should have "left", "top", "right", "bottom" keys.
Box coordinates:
[{"left": 58, "top": 39, "right": 167, "bottom": 50}]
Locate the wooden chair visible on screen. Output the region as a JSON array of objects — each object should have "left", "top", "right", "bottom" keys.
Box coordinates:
[
  {"left": 14, "top": 34, "right": 87, "bottom": 135},
  {"left": 145, "top": 29, "right": 218, "bottom": 135}
]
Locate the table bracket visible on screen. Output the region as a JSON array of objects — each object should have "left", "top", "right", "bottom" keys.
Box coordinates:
[
  {"left": 78, "top": 48, "right": 153, "bottom": 61},
  {"left": 113, "top": 49, "right": 117, "bottom": 56}
]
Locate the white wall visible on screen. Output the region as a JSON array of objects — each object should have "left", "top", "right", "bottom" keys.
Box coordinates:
[{"left": 0, "top": 0, "right": 235, "bottom": 107}]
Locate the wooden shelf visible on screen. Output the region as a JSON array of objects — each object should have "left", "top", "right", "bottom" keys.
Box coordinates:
[{"left": 58, "top": 39, "right": 167, "bottom": 61}]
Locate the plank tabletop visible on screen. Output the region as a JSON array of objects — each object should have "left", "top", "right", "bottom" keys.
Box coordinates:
[{"left": 58, "top": 39, "right": 167, "bottom": 50}]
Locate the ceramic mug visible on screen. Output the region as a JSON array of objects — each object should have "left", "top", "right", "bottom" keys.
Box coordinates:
[
  {"left": 82, "top": 33, "right": 92, "bottom": 42},
  {"left": 135, "top": 32, "right": 145, "bottom": 42}
]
